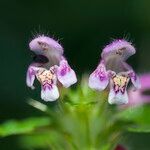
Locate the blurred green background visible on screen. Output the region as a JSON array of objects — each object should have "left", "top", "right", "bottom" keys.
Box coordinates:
[{"left": 0, "top": 0, "right": 150, "bottom": 149}]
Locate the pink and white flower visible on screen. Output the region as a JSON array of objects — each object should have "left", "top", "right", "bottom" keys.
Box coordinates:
[
  {"left": 26, "top": 35, "right": 77, "bottom": 101},
  {"left": 89, "top": 39, "right": 140, "bottom": 104}
]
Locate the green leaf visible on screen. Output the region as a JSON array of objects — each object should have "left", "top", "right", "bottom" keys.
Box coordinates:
[
  {"left": 0, "top": 117, "right": 51, "bottom": 137},
  {"left": 128, "top": 125, "right": 150, "bottom": 133},
  {"left": 117, "top": 104, "right": 150, "bottom": 133}
]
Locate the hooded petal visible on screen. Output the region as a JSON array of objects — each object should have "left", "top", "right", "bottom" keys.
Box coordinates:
[
  {"left": 108, "top": 73, "right": 130, "bottom": 104},
  {"left": 29, "top": 35, "right": 63, "bottom": 67},
  {"left": 101, "top": 40, "right": 136, "bottom": 74},
  {"left": 29, "top": 35, "right": 63, "bottom": 55},
  {"left": 41, "top": 84, "right": 59, "bottom": 101},
  {"left": 89, "top": 61, "right": 109, "bottom": 91},
  {"left": 102, "top": 39, "right": 136, "bottom": 61},
  {"left": 26, "top": 65, "right": 39, "bottom": 89},
  {"left": 57, "top": 59, "right": 77, "bottom": 88}
]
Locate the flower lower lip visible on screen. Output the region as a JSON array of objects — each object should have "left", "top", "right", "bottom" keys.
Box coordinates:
[{"left": 33, "top": 54, "right": 49, "bottom": 63}]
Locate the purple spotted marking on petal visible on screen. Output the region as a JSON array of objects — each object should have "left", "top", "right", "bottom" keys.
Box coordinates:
[
  {"left": 94, "top": 68, "right": 107, "bottom": 81},
  {"left": 29, "top": 68, "right": 35, "bottom": 81},
  {"left": 128, "top": 71, "right": 136, "bottom": 80},
  {"left": 57, "top": 59, "right": 70, "bottom": 76},
  {"left": 42, "top": 83, "right": 53, "bottom": 91},
  {"left": 60, "top": 65, "right": 71, "bottom": 76},
  {"left": 108, "top": 74, "right": 130, "bottom": 104}
]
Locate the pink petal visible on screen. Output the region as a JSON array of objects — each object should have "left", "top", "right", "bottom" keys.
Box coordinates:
[
  {"left": 26, "top": 65, "right": 39, "bottom": 89},
  {"left": 57, "top": 59, "right": 77, "bottom": 88},
  {"left": 41, "top": 84, "right": 59, "bottom": 101},
  {"left": 128, "top": 71, "right": 141, "bottom": 89},
  {"left": 89, "top": 61, "right": 109, "bottom": 91},
  {"left": 102, "top": 39, "right": 135, "bottom": 61},
  {"left": 29, "top": 35, "right": 63, "bottom": 55}
]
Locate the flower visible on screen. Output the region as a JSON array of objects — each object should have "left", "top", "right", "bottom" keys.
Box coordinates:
[
  {"left": 26, "top": 35, "right": 77, "bottom": 101},
  {"left": 89, "top": 39, "right": 140, "bottom": 104},
  {"left": 127, "top": 73, "right": 150, "bottom": 106}
]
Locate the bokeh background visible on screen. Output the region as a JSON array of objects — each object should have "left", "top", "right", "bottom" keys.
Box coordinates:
[{"left": 0, "top": 0, "right": 150, "bottom": 149}]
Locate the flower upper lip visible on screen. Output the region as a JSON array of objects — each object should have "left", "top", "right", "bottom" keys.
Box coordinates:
[
  {"left": 101, "top": 39, "right": 136, "bottom": 61},
  {"left": 29, "top": 35, "right": 64, "bottom": 55},
  {"left": 101, "top": 40, "right": 136, "bottom": 73}
]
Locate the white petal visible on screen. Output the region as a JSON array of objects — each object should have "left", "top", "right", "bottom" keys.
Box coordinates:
[
  {"left": 41, "top": 85, "right": 59, "bottom": 101},
  {"left": 108, "top": 89, "right": 128, "bottom": 105},
  {"left": 26, "top": 66, "right": 39, "bottom": 89},
  {"left": 89, "top": 74, "right": 109, "bottom": 91},
  {"left": 58, "top": 70, "right": 77, "bottom": 88},
  {"left": 57, "top": 59, "right": 77, "bottom": 88},
  {"left": 108, "top": 74, "right": 130, "bottom": 104},
  {"left": 88, "top": 63, "right": 109, "bottom": 91}
]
